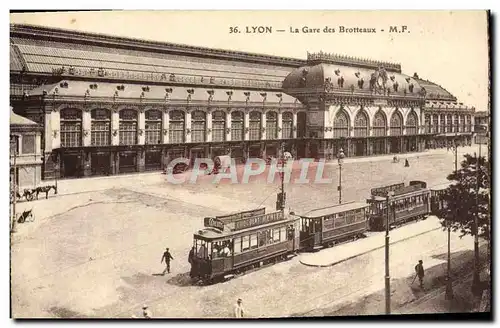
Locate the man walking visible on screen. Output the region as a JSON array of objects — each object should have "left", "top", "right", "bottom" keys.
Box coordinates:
[
  {"left": 234, "top": 298, "right": 245, "bottom": 318},
  {"left": 161, "top": 247, "right": 174, "bottom": 275},
  {"left": 142, "top": 305, "right": 152, "bottom": 318},
  {"left": 415, "top": 260, "right": 425, "bottom": 288}
]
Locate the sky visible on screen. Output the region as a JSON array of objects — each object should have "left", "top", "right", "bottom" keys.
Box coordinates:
[{"left": 10, "top": 11, "right": 489, "bottom": 112}]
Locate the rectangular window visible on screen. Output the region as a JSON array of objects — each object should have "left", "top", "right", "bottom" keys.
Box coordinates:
[
  {"left": 233, "top": 237, "right": 242, "bottom": 254},
  {"left": 119, "top": 122, "right": 137, "bottom": 145},
  {"left": 249, "top": 121, "right": 261, "bottom": 140},
  {"left": 273, "top": 229, "right": 281, "bottom": 242},
  {"left": 169, "top": 121, "right": 185, "bottom": 143},
  {"left": 191, "top": 121, "right": 206, "bottom": 142},
  {"left": 231, "top": 121, "right": 244, "bottom": 141},
  {"left": 280, "top": 227, "right": 287, "bottom": 240},
  {"left": 242, "top": 235, "right": 250, "bottom": 251},
  {"left": 21, "top": 135, "right": 35, "bottom": 154},
  {"left": 145, "top": 122, "right": 162, "bottom": 144},
  {"left": 91, "top": 121, "right": 110, "bottom": 146},
  {"left": 61, "top": 123, "right": 81, "bottom": 147},
  {"left": 250, "top": 234, "right": 258, "bottom": 249}
]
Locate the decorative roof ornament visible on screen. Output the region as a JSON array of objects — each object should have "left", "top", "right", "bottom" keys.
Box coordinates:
[
  {"left": 244, "top": 91, "right": 251, "bottom": 104},
  {"left": 207, "top": 89, "right": 215, "bottom": 102},
  {"left": 324, "top": 78, "right": 334, "bottom": 92},
  {"left": 226, "top": 90, "right": 233, "bottom": 101},
  {"left": 260, "top": 92, "right": 267, "bottom": 102},
  {"left": 187, "top": 88, "right": 194, "bottom": 101}
]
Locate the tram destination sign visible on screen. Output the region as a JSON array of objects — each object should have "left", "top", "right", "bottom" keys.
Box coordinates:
[
  {"left": 204, "top": 217, "right": 225, "bottom": 231},
  {"left": 371, "top": 183, "right": 405, "bottom": 197},
  {"left": 216, "top": 208, "right": 266, "bottom": 223},
  {"left": 234, "top": 211, "right": 284, "bottom": 231}
]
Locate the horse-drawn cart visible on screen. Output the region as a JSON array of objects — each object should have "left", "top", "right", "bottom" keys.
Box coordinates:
[{"left": 10, "top": 185, "right": 57, "bottom": 204}]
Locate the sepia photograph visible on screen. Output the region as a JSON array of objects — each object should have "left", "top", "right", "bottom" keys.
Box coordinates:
[{"left": 8, "top": 10, "right": 491, "bottom": 319}]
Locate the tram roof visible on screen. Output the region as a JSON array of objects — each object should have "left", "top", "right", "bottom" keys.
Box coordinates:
[
  {"left": 299, "top": 202, "right": 368, "bottom": 218},
  {"left": 430, "top": 182, "right": 456, "bottom": 191},
  {"left": 193, "top": 216, "right": 297, "bottom": 241}
]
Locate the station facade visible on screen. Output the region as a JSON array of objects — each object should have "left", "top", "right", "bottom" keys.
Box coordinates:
[{"left": 10, "top": 24, "right": 476, "bottom": 180}]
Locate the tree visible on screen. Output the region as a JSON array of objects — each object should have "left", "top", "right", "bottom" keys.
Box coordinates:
[{"left": 437, "top": 154, "right": 490, "bottom": 240}]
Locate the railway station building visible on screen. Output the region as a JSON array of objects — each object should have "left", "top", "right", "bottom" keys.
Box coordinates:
[{"left": 10, "top": 24, "right": 477, "bottom": 180}]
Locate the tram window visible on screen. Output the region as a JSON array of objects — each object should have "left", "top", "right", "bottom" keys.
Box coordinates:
[
  {"left": 212, "top": 242, "right": 220, "bottom": 258},
  {"left": 258, "top": 231, "right": 267, "bottom": 247},
  {"left": 218, "top": 240, "right": 232, "bottom": 257},
  {"left": 273, "top": 229, "right": 281, "bottom": 242},
  {"left": 242, "top": 235, "right": 250, "bottom": 252},
  {"left": 197, "top": 241, "right": 208, "bottom": 259},
  {"left": 280, "top": 227, "right": 287, "bottom": 241},
  {"left": 250, "top": 234, "right": 258, "bottom": 250},
  {"left": 234, "top": 237, "right": 242, "bottom": 254}
]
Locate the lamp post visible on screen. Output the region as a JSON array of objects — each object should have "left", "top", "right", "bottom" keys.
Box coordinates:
[
  {"left": 472, "top": 139, "right": 481, "bottom": 293},
  {"left": 385, "top": 190, "right": 394, "bottom": 315},
  {"left": 337, "top": 148, "right": 345, "bottom": 204}
]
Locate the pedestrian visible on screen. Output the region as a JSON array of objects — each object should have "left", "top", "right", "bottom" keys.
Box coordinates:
[
  {"left": 142, "top": 305, "right": 152, "bottom": 318},
  {"left": 234, "top": 298, "right": 245, "bottom": 318},
  {"left": 415, "top": 260, "right": 425, "bottom": 288},
  {"left": 405, "top": 158, "right": 410, "bottom": 167},
  {"left": 161, "top": 247, "right": 174, "bottom": 275}
]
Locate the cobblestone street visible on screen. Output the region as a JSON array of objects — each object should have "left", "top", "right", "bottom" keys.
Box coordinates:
[{"left": 10, "top": 146, "right": 489, "bottom": 318}]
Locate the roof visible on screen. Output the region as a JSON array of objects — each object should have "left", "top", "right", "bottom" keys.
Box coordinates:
[
  {"left": 299, "top": 201, "right": 368, "bottom": 218},
  {"left": 9, "top": 25, "right": 301, "bottom": 90},
  {"left": 194, "top": 216, "right": 296, "bottom": 240},
  {"left": 10, "top": 107, "right": 37, "bottom": 126},
  {"left": 414, "top": 77, "right": 456, "bottom": 101},
  {"left": 282, "top": 63, "right": 426, "bottom": 98},
  {"left": 425, "top": 100, "right": 474, "bottom": 111},
  {"left": 27, "top": 80, "right": 303, "bottom": 106}
]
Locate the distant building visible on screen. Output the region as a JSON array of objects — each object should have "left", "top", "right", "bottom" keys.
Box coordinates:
[
  {"left": 10, "top": 107, "right": 43, "bottom": 189},
  {"left": 10, "top": 24, "right": 476, "bottom": 180},
  {"left": 474, "top": 111, "right": 489, "bottom": 145}
]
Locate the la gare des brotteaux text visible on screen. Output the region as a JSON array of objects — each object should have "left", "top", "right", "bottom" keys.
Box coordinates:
[{"left": 290, "top": 26, "right": 377, "bottom": 33}]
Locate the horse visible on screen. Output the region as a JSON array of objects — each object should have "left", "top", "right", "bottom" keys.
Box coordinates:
[{"left": 35, "top": 185, "right": 57, "bottom": 200}]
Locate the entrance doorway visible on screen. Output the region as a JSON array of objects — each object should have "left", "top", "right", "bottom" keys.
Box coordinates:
[
  {"left": 62, "top": 154, "right": 82, "bottom": 178},
  {"left": 91, "top": 153, "right": 111, "bottom": 176},
  {"left": 119, "top": 153, "right": 137, "bottom": 174},
  {"left": 352, "top": 139, "right": 366, "bottom": 157},
  {"left": 390, "top": 138, "right": 401, "bottom": 153},
  {"left": 145, "top": 150, "right": 162, "bottom": 171}
]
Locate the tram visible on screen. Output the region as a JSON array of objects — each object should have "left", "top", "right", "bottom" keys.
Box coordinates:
[
  {"left": 297, "top": 201, "right": 370, "bottom": 251},
  {"left": 367, "top": 181, "right": 431, "bottom": 231},
  {"left": 190, "top": 208, "right": 299, "bottom": 283}
]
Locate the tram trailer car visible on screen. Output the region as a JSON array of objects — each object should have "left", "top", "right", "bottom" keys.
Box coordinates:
[
  {"left": 190, "top": 208, "right": 300, "bottom": 283},
  {"left": 367, "top": 180, "right": 431, "bottom": 231},
  {"left": 430, "top": 183, "right": 454, "bottom": 215},
  {"left": 296, "top": 201, "right": 370, "bottom": 251}
]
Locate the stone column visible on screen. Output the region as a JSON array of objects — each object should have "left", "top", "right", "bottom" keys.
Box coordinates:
[
  {"left": 162, "top": 110, "right": 169, "bottom": 144},
  {"left": 206, "top": 110, "right": 212, "bottom": 142},
  {"left": 185, "top": 111, "right": 192, "bottom": 143},
  {"left": 82, "top": 109, "right": 91, "bottom": 146},
  {"left": 138, "top": 110, "right": 145, "bottom": 145},
  {"left": 111, "top": 110, "right": 119, "bottom": 145},
  {"left": 457, "top": 115, "right": 462, "bottom": 132},
  {"left": 261, "top": 112, "right": 267, "bottom": 140}
]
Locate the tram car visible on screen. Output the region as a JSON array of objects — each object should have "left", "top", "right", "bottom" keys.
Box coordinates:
[
  {"left": 367, "top": 180, "right": 431, "bottom": 230},
  {"left": 430, "top": 182, "right": 454, "bottom": 215},
  {"left": 190, "top": 208, "right": 300, "bottom": 283},
  {"left": 296, "top": 201, "right": 370, "bottom": 251}
]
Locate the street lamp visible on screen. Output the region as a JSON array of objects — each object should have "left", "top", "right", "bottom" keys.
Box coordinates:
[
  {"left": 10, "top": 135, "right": 19, "bottom": 234},
  {"left": 337, "top": 148, "right": 345, "bottom": 204},
  {"left": 445, "top": 138, "right": 459, "bottom": 300},
  {"left": 385, "top": 190, "right": 395, "bottom": 315}
]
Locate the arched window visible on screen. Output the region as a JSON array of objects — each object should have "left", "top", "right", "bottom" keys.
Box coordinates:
[
  {"left": 390, "top": 110, "right": 403, "bottom": 136},
  {"left": 353, "top": 110, "right": 369, "bottom": 137},
  {"left": 119, "top": 109, "right": 137, "bottom": 145},
  {"left": 439, "top": 114, "right": 446, "bottom": 133},
  {"left": 425, "top": 114, "right": 431, "bottom": 134},
  {"left": 169, "top": 110, "right": 185, "bottom": 143},
  {"left": 145, "top": 109, "right": 162, "bottom": 144},
  {"left": 191, "top": 110, "right": 206, "bottom": 142},
  {"left": 333, "top": 110, "right": 349, "bottom": 138},
  {"left": 231, "top": 111, "right": 244, "bottom": 141},
  {"left": 212, "top": 110, "right": 226, "bottom": 142},
  {"left": 91, "top": 109, "right": 111, "bottom": 146},
  {"left": 460, "top": 115, "right": 466, "bottom": 132},
  {"left": 266, "top": 111, "right": 278, "bottom": 140},
  {"left": 432, "top": 114, "right": 439, "bottom": 133},
  {"left": 60, "top": 108, "right": 82, "bottom": 147},
  {"left": 446, "top": 114, "right": 452, "bottom": 133},
  {"left": 249, "top": 111, "right": 262, "bottom": 140},
  {"left": 453, "top": 114, "right": 459, "bottom": 133},
  {"left": 466, "top": 115, "right": 472, "bottom": 132},
  {"left": 282, "top": 112, "right": 293, "bottom": 139},
  {"left": 373, "top": 111, "right": 387, "bottom": 137},
  {"left": 406, "top": 111, "right": 418, "bottom": 135}
]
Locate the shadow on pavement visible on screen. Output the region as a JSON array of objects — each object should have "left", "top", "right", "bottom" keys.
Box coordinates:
[
  {"left": 49, "top": 306, "right": 88, "bottom": 318},
  {"left": 290, "top": 245, "right": 488, "bottom": 317}
]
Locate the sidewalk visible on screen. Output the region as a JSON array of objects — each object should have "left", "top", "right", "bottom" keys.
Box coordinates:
[{"left": 300, "top": 216, "right": 441, "bottom": 267}]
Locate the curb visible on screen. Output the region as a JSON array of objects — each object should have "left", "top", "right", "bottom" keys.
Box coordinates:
[{"left": 300, "top": 226, "right": 441, "bottom": 268}]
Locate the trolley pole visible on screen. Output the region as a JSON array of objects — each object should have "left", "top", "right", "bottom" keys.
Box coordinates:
[
  {"left": 280, "top": 143, "right": 285, "bottom": 211},
  {"left": 337, "top": 148, "right": 345, "bottom": 204},
  {"left": 445, "top": 133, "right": 458, "bottom": 300},
  {"left": 385, "top": 191, "right": 394, "bottom": 315},
  {"left": 11, "top": 136, "right": 18, "bottom": 234}
]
